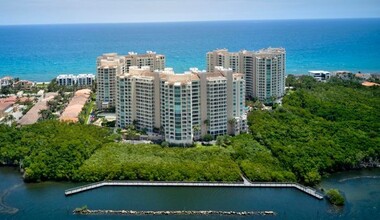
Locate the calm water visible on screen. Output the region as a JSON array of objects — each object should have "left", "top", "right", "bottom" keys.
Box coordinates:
[
  {"left": 1, "top": 19, "right": 380, "bottom": 81},
  {"left": 0, "top": 167, "right": 379, "bottom": 220}
]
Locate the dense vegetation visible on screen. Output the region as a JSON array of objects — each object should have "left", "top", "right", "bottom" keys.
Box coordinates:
[
  {"left": 249, "top": 76, "right": 380, "bottom": 185},
  {"left": 74, "top": 143, "right": 241, "bottom": 182},
  {"left": 326, "top": 189, "right": 345, "bottom": 206},
  {"left": 78, "top": 93, "right": 95, "bottom": 124},
  {"left": 0, "top": 77, "right": 378, "bottom": 186},
  {"left": 230, "top": 134, "right": 296, "bottom": 182},
  {"left": 0, "top": 121, "right": 111, "bottom": 182}
]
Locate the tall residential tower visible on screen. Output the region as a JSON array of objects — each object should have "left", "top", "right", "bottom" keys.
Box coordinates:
[
  {"left": 207, "top": 47, "right": 285, "bottom": 102},
  {"left": 115, "top": 66, "right": 247, "bottom": 145},
  {"left": 96, "top": 52, "right": 165, "bottom": 110}
]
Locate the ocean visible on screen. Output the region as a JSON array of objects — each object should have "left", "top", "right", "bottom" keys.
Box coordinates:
[{"left": 0, "top": 19, "right": 379, "bottom": 82}]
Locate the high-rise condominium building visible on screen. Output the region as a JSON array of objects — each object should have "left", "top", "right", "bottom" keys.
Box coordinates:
[
  {"left": 96, "top": 53, "right": 125, "bottom": 109},
  {"left": 96, "top": 52, "right": 165, "bottom": 109},
  {"left": 207, "top": 48, "right": 286, "bottom": 102},
  {"left": 115, "top": 66, "right": 247, "bottom": 145},
  {"left": 125, "top": 51, "right": 165, "bottom": 73}
]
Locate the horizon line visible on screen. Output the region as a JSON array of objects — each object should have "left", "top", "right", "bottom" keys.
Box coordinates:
[{"left": 1, "top": 17, "right": 379, "bottom": 27}]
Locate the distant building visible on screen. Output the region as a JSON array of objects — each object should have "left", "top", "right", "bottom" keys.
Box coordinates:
[
  {"left": 0, "top": 76, "right": 13, "bottom": 89},
  {"left": 308, "top": 70, "right": 331, "bottom": 82},
  {"left": 0, "top": 96, "right": 16, "bottom": 119},
  {"left": 354, "top": 73, "right": 371, "bottom": 80},
  {"left": 60, "top": 89, "right": 91, "bottom": 122},
  {"left": 14, "top": 80, "right": 34, "bottom": 90},
  {"left": 56, "top": 74, "right": 95, "bottom": 86},
  {"left": 115, "top": 66, "right": 247, "bottom": 145},
  {"left": 207, "top": 48, "right": 286, "bottom": 103},
  {"left": 96, "top": 52, "right": 165, "bottom": 110},
  {"left": 125, "top": 51, "right": 165, "bottom": 73},
  {"left": 56, "top": 74, "right": 77, "bottom": 86},
  {"left": 96, "top": 53, "right": 125, "bottom": 109},
  {"left": 334, "top": 71, "right": 352, "bottom": 80},
  {"left": 77, "top": 74, "right": 95, "bottom": 86}
]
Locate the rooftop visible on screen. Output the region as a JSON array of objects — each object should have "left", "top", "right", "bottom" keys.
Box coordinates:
[
  {"left": 60, "top": 89, "right": 91, "bottom": 122},
  {"left": 362, "top": 81, "right": 380, "bottom": 87},
  {"left": 309, "top": 70, "right": 331, "bottom": 74}
]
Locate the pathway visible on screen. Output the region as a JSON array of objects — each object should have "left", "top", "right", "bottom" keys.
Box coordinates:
[{"left": 65, "top": 180, "right": 324, "bottom": 199}]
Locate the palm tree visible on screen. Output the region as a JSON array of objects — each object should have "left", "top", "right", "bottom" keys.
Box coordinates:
[
  {"left": 203, "top": 119, "right": 210, "bottom": 126},
  {"left": 203, "top": 119, "right": 210, "bottom": 136},
  {"left": 228, "top": 118, "right": 237, "bottom": 135},
  {"left": 192, "top": 124, "right": 201, "bottom": 140}
]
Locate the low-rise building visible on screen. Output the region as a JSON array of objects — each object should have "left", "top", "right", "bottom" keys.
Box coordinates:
[
  {"left": 308, "top": 70, "right": 331, "bottom": 82},
  {"left": 56, "top": 74, "right": 95, "bottom": 86},
  {"left": 334, "top": 71, "right": 352, "bottom": 80},
  {"left": 14, "top": 80, "right": 34, "bottom": 90},
  {"left": 0, "top": 76, "right": 13, "bottom": 89},
  {"left": 56, "top": 74, "right": 77, "bottom": 86},
  {"left": 0, "top": 96, "right": 16, "bottom": 120},
  {"left": 77, "top": 74, "right": 95, "bottom": 86}
]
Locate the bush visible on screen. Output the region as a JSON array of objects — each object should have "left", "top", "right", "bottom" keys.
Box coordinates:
[
  {"left": 202, "top": 134, "right": 213, "bottom": 142},
  {"left": 74, "top": 143, "right": 242, "bottom": 182},
  {"left": 326, "top": 189, "right": 345, "bottom": 206},
  {"left": 0, "top": 121, "right": 111, "bottom": 182}
]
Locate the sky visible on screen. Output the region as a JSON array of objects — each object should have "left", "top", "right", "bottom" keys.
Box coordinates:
[{"left": 0, "top": 0, "right": 379, "bottom": 25}]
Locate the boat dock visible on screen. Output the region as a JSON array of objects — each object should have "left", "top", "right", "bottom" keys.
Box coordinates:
[{"left": 65, "top": 180, "right": 324, "bottom": 199}]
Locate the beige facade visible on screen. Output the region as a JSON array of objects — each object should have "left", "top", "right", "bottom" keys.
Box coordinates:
[
  {"left": 125, "top": 51, "right": 165, "bottom": 73},
  {"left": 207, "top": 48, "right": 286, "bottom": 102},
  {"left": 96, "top": 53, "right": 125, "bottom": 109},
  {"left": 96, "top": 52, "right": 165, "bottom": 110},
  {"left": 115, "top": 66, "right": 247, "bottom": 145}
]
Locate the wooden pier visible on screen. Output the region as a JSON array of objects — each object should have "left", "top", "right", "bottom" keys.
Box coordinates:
[{"left": 64, "top": 179, "right": 324, "bottom": 199}]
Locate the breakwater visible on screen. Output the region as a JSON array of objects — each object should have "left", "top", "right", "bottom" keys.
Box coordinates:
[
  {"left": 73, "top": 209, "right": 276, "bottom": 216},
  {"left": 65, "top": 180, "right": 324, "bottom": 199}
]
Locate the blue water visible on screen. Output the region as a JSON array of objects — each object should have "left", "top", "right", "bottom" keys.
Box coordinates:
[
  {"left": 1, "top": 167, "right": 379, "bottom": 220},
  {"left": 0, "top": 19, "right": 380, "bottom": 81}
]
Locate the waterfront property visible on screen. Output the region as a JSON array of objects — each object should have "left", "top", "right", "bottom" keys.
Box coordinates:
[
  {"left": 56, "top": 74, "right": 95, "bottom": 86},
  {"left": 207, "top": 48, "right": 286, "bottom": 102},
  {"left": 115, "top": 66, "right": 247, "bottom": 144},
  {"left": 308, "top": 70, "right": 331, "bottom": 82},
  {"left": 13, "top": 80, "right": 34, "bottom": 91},
  {"left": 0, "top": 76, "right": 13, "bottom": 89}
]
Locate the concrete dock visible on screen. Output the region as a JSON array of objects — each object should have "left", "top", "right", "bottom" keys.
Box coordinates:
[{"left": 65, "top": 179, "right": 324, "bottom": 199}]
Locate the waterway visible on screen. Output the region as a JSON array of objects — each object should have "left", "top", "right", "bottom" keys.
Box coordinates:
[{"left": 0, "top": 167, "right": 379, "bottom": 219}]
